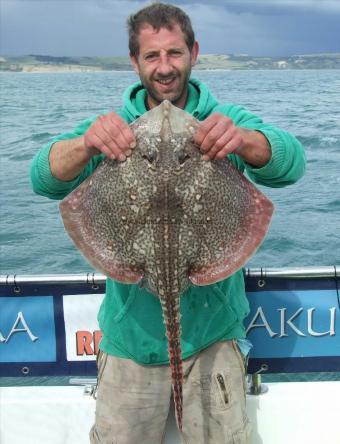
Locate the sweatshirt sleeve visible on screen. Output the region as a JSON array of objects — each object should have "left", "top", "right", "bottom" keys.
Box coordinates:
[
  {"left": 30, "top": 116, "right": 104, "bottom": 200},
  {"left": 217, "top": 104, "right": 306, "bottom": 188}
]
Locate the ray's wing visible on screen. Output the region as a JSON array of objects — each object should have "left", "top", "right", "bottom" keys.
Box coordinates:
[
  {"left": 183, "top": 158, "right": 274, "bottom": 285},
  {"left": 59, "top": 154, "right": 151, "bottom": 284}
]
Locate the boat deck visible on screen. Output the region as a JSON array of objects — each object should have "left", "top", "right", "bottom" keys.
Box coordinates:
[{"left": 1, "top": 381, "right": 340, "bottom": 443}]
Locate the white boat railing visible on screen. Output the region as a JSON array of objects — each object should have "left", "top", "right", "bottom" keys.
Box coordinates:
[
  {"left": 0, "top": 265, "right": 339, "bottom": 285},
  {"left": 245, "top": 265, "right": 339, "bottom": 279}
]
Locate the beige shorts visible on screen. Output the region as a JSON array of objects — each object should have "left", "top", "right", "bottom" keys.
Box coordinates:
[{"left": 89, "top": 340, "right": 251, "bottom": 444}]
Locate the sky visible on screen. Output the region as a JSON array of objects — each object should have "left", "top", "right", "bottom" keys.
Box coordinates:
[{"left": 1, "top": 0, "right": 340, "bottom": 57}]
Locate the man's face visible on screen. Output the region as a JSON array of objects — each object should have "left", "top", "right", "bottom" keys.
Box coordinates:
[{"left": 130, "top": 23, "right": 198, "bottom": 109}]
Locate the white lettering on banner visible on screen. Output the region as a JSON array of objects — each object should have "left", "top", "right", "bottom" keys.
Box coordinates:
[
  {"left": 308, "top": 308, "right": 336, "bottom": 336},
  {"left": 246, "top": 307, "right": 277, "bottom": 337},
  {"left": 0, "top": 312, "right": 38, "bottom": 343},
  {"left": 278, "top": 308, "right": 305, "bottom": 337},
  {"left": 246, "top": 306, "right": 337, "bottom": 337}
]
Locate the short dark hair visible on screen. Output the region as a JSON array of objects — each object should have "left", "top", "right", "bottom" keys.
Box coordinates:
[{"left": 127, "top": 2, "right": 195, "bottom": 56}]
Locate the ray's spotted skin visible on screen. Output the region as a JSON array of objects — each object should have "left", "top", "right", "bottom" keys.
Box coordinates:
[{"left": 59, "top": 100, "right": 274, "bottom": 431}]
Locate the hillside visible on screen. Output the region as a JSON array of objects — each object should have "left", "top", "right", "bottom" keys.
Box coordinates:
[
  {"left": 195, "top": 53, "right": 340, "bottom": 70},
  {"left": 1, "top": 53, "right": 339, "bottom": 72}
]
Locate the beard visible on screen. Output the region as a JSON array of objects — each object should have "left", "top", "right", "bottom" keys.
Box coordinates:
[{"left": 139, "top": 64, "right": 192, "bottom": 108}]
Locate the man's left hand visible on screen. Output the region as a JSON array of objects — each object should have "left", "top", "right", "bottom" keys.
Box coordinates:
[
  {"left": 193, "top": 113, "right": 272, "bottom": 167},
  {"left": 194, "top": 113, "right": 245, "bottom": 161}
]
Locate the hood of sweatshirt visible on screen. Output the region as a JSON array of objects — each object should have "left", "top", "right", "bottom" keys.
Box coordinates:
[{"left": 120, "top": 77, "right": 219, "bottom": 122}]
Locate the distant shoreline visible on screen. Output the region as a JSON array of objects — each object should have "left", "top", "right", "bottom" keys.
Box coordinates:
[
  {"left": 2, "top": 68, "right": 340, "bottom": 74},
  {"left": 1, "top": 53, "right": 340, "bottom": 72}
]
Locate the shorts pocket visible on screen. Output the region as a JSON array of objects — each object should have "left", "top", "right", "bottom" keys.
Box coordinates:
[
  {"left": 93, "top": 350, "right": 108, "bottom": 399},
  {"left": 214, "top": 371, "right": 233, "bottom": 410},
  {"left": 97, "top": 350, "right": 108, "bottom": 379},
  {"left": 192, "top": 370, "right": 234, "bottom": 412},
  {"left": 232, "top": 419, "right": 252, "bottom": 444},
  {"left": 232, "top": 340, "right": 248, "bottom": 375}
]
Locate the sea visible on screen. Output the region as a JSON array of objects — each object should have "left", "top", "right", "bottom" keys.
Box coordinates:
[{"left": 0, "top": 69, "right": 339, "bottom": 383}]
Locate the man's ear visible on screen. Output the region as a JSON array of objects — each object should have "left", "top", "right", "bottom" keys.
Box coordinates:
[
  {"left": 190, "top": 41, "right": 199, "bottom": 67},
  {"left": 129, "top": 53, "right": 140, "bottom": 75}
]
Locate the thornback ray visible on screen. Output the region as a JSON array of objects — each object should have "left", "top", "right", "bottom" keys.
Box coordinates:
[{"left": 59, "top": 100, "right": 274, "bottom": 431}]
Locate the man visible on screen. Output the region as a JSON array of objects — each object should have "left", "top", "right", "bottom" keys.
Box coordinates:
[{"left": 30, "top": 3, "right": 305, "bottom": 443}]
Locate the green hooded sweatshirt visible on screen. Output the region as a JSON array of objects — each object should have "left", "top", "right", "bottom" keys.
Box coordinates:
[{"left": 30, "top": 78, "right": 306, "bottom": 365}]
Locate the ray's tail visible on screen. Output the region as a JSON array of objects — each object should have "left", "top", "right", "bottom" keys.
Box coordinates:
[{"left": 161, "top": 295, "right": 184, "bottom": 431}]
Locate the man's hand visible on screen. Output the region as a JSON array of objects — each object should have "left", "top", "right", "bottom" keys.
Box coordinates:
[
  {"left": 194, "top": 113, "right": 244, "bottom": 161},
  {"left": 84, "top": 112, "right": 136, "bottom": 162},
  {"left": 49, "top": 112, "right": 136, "bottom": 182},
  {"left": 194, "top": 113, "right": 272, "bottom": 167}
]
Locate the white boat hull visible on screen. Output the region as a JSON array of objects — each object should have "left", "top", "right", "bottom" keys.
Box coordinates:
[{"left": 1, "top": 381, "right": 339, "bottom": 444}]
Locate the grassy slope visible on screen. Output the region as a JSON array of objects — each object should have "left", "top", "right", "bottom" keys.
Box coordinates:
[{"left": 1, "top": 53, "right": 340, "bottom": 71}]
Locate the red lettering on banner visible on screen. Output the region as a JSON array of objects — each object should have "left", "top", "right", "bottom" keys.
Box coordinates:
[
  {"left": 76, "top": 330, "right": 102, "bottom": 356},
  {"left": 93, "top": 330, "right": 102, "bottom": 355}
]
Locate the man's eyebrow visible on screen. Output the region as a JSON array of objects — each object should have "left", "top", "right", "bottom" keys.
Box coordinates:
[
  {"left": 168, "top": 47, "right": 184, "bottom": 52},
  {"left": 144, "top": 47, "right": 184, "bottom": 55},
  {"left": 143, "top": 50, "right": 159, "bottom": 57}
]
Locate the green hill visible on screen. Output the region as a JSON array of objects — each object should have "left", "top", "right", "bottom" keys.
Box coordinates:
[{"left": 1, "top": 53, "right": 339, "bottom": 72}]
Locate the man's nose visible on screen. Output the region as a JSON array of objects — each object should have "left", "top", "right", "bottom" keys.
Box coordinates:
[{"left": 157, "top": 54, "right": 173, "bottom": 75}]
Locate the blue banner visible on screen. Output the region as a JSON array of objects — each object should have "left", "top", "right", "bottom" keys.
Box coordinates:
[
  {"left": 245, "top": 290, "right": 340, "bottom": 359},
  {"left": 0, "top": 296, "right": 56, "bottom": 363},
  {"left": 0, "top": 275, "right": 339, "bottom": 376}
]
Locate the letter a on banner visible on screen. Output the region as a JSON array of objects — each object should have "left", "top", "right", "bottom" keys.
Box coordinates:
[
  {"left": 246, "top": 307, "right": 277, "bottom": 337},
  {"left": 5, "top": 311, "right": 39, "bottom": 343}
]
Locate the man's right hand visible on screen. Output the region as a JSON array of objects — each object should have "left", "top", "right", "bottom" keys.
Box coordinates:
[
  {"left": 49, "top": 112, "right": 136, "bottom": 182},
  {"left": 83, "top": 112, "right": 136, "bottom": 162}
]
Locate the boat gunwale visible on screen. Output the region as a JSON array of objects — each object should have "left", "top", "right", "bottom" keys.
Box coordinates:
[{"left": 0, "top": 266, "right": 339, "bottom": 285}]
